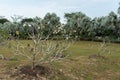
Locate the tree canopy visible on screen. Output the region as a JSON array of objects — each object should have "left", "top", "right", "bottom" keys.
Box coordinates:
[{"left": 0, "top": 3, "right": 120, "bottom": 42}]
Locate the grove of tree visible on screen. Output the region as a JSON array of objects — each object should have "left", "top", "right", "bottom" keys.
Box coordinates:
[{"left": 0, "top": 3, "right": 120, "bottom": 42}]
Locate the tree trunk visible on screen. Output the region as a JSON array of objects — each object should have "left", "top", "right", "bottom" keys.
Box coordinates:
[{"left": 32, "top": 54, "right": 35, "bottom": 70}]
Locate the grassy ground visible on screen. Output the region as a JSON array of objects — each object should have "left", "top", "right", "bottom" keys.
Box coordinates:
[{"left": 0, "top": 40, "right": 120, "bottom": 80}]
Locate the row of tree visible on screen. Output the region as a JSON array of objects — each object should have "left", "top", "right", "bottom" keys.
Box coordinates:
[
  {"left": 65, "top": 11, "right": 120, "bottom": 41},
  {"left": 0, "top": 3, "right": 120, "bottom": 42}
]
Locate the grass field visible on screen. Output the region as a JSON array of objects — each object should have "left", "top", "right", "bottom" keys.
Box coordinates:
[{"left": 0, "top": 40, "right": 120, "bottom": 80}]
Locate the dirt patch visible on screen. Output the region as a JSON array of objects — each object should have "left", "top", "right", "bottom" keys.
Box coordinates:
[{"left": 11, "top": 65, "right": 52, "bottom": 80}]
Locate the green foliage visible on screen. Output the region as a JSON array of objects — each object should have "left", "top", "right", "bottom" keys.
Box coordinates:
[
  {"left": 0, "top": 18, "right": 9, "bottom": 24},
  {"left": 42, "top": 13, "right": 61, "bottom": 37},
  {"left": 64, "top": 10, "right": 120, "bottom": 41},
  {"left": 0, "top": 25, "right": 9, "bottom": 43},
  {"left": 0, "top": 3, "right": 120, "bottom": 42}
]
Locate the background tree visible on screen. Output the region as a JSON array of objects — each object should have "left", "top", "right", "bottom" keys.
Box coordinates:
[
  {"left": 42, "top": 13, "right": 61, "bottom": 39},
  {"left": 64, "top": 12, "right": 93, "bottom": 40},
  {"left": 0, "top": 18, "right": 9, "bottom": 24}
]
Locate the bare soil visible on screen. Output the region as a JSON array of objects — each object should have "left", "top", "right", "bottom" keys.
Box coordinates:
[{"left": 10, "top": 65, "right": 52, "bottom": 80}]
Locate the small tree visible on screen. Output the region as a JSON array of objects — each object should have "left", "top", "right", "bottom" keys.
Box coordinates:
[{"left": 12, "top": 17, "right": 73, "bottom": 69}]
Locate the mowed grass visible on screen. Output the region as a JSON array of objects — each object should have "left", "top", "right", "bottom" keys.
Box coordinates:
[{"left": 0, "top": 40, "right": 120, "bottom": 80}]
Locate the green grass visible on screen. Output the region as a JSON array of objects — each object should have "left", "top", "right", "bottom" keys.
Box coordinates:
[{"left": 0, "top": 40, "right": 120, "bottom": 80}]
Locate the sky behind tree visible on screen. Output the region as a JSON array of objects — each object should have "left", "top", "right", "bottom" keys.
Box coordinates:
[{"left": 0, "top": 0, "right": 119, "bottom": 22}]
